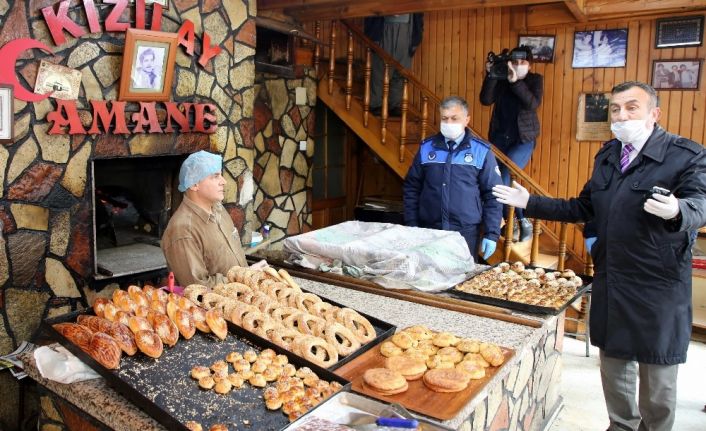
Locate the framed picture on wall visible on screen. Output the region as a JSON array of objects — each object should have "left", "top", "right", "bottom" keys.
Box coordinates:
[
  {"left": 652, "top": 59, "right": 701, "bottom": 90},
  {"left": 576, "top": 92, "right": 612, "bottom": 141},
  {"left": 0, "top": 84, "right": 13, "bottom": 143},
  {"left": 655, "top": 15, "right": 704, "bottom": 48},
  {"left": 572, "top": 29, "right": 628, "bottom": 68},
  {"left": 518, "top": 35, "right": 556, "bottom": 63},
  {"left": 119, "top": 29, "right": 178, "bottom": 102},
  {"left": 33, "top": 60, "right": 82, "bottom": 100}
]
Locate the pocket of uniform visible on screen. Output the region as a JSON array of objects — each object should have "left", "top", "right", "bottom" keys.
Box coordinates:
[{"left": 657, "top": 243, "right": 680, "bottom": 280}]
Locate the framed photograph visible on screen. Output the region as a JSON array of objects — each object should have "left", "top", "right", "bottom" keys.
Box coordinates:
[
  {"left": 0, "top": 84, "right": 13, "bottom": 143},
  {"left": 518, "top": 35, "right": 556, "bottom": 63},
  {"left": 572, "top": 29, "right": 628, "bottom": 68},
  {"left": 119, "top": 29, "right": 178, "bottom": 102},
  {"left": 652, "top": 60, "right": 701, "bottom": 90},
  {"left": 655, "top": 15, "right": 704, "bottom": 48},
  {"left": 33, "top": 60, "right": 82, "bottom": 100},
  {"left": 577, "top": 92, "right": 612, "bottom": 141}
]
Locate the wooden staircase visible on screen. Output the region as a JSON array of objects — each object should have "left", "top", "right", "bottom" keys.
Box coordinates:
[{"left": 313, "top": 19, "right": 591, "bottom": 274}]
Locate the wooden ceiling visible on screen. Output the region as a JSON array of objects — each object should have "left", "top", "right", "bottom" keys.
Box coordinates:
[{"left": 258, "top": 0, "right": 706, "bottom": 24}]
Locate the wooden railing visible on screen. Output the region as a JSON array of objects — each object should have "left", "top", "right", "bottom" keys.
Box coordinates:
[{"left": 314, "top": 19, "right": 593, "bottom": 276}]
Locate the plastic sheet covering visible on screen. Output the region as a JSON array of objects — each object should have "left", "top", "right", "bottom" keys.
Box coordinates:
[{"left": 283, "top": 221, "right": 474, "bottom": 292}]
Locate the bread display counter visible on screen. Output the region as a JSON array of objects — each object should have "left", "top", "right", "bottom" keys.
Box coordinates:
[{"left": 22, "top": 275, "right": 566, "bottom": 431}]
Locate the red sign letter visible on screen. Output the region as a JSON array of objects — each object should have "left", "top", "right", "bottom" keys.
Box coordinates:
[
  {"left": 47, "top": 100, "right": 88, "bottom": 134},
  {"left": 164, "top": 102, "right": 192, "bottom": 133},
  {"left": 131, "top": 102, "right": 163, "bottom": 133},
  {"left": 198, "top": 32, "right": 222, "bottom": 67},
  {"left": 88, "top": 100, "right": 129, "bottom": 134},
  {"left": 104, "top": 0, "right": 130, "bottom": 32},
  {"left": 193, "top": 103, "right": 218, "bottom": 134},
  {"left": 177, "top": 20, "right": 196, "bottom": 55},
  {"left": 41, "top": 0, "right": 87, "bottom": 46}
]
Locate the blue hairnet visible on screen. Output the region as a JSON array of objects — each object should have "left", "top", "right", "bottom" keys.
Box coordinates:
[{"left": 178, "top": 151, "right": 222, "bottom": 192}]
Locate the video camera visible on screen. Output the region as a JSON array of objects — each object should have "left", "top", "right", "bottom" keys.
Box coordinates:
[{"left": 486, "top": 48, "right": 530, "bottom": 80}]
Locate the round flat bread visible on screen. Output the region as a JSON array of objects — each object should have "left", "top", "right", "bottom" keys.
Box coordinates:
[
  {"left": 423, "top": 368, "right": 470, "bottom": 393},
  {"left": 363, "top": 368, "right": 408, "bottom": 393},
  {"left": 384, "top": 355, "right": 427, "bottom": 380}
]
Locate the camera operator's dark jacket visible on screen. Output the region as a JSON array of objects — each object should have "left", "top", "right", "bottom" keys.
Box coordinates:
[
  {"left": 363, "top": 14, "right": 424, "bottom": 56},
  {"left": 479, "top": 72, "right": 543, "bottom": 145},
  {"left": 525, "top": 126, "right": 706, "bottom": 365},
  {"left": 403, "top": 129, "right": 503, "bottom": 254}
]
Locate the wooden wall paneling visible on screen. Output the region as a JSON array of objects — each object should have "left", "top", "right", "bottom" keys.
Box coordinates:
[
  {"left": 471, "top": 9, "right": 484, "bottom": 135},
  {"left": 457, "top": 9, "right": 469, "bottom": 104}
]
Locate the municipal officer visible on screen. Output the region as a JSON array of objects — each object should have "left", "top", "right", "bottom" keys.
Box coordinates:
[
  {"left": 403, "top": 95, "right": 503, "bottom": 261},
  {"left": 493, "top": 81, "right": 706, "bottom": 431}
]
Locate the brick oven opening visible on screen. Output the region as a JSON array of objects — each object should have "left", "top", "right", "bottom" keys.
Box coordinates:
[{"left": 92, "top": 155, "right": 186, "bottom": 281}]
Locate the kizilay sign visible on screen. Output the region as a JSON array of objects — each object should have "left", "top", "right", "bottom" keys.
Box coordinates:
[{"left": 0, "top": 0, "right": 224, "bottom": 135}]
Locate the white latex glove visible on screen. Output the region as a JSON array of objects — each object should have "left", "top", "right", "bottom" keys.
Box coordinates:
[
  {"left": 249, "top": 259, "right": 269, "bottom": 270},
  {"left": 644, "top": 193, "right": 680, "bottom": 220},
  {"left": 507, "top": 61, "right": 518, "bottom": 83},
  {"left": 492, "top": 182, "right": 530, "bottom": 209}
]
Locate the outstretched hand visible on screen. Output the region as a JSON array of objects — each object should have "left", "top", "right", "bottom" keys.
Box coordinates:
[{"left": 492, "top": 182, "right": 530, "bottom": 209}]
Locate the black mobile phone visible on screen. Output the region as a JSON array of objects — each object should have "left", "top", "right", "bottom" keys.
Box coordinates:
[{"left": 645, "top": 186, "right": 670, "bottom": 203}]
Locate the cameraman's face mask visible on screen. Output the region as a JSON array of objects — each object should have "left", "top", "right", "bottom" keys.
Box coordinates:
[{"left": 512, "top": 60, "right": 530, "bottom": 79}]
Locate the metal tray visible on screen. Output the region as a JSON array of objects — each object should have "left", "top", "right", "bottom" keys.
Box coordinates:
[
  {"left": 285, "top": 391, "right": 453, "bottom": 431},
  {"left": 42, "top": 309, "right": 351, "bottom": 431},
  {"left": 296, "top": 287, "right": 396, "bottom": 371},
  {"left": 448, "top": 267, "right": 593, "bottom": 315}
]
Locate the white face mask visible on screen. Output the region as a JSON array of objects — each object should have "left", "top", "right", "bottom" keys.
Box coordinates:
[
  {"left": 440, "top": 122, "right": 465, "bottom": 141},
  {"left": 610, "top": 118, "right": 653, "bottom": 145},
  {"left": 516, "top": 64, "right": 529, "bottom": 79}
]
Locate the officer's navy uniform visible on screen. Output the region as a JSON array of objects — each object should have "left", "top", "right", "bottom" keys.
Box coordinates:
[{"left": 403, "top": 128, "right": 503, "bottom": 258}]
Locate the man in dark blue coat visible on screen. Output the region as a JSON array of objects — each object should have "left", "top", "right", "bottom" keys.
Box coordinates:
[
  {"left": 403, "top": 96, "right": 503, "bottom": 261},
  {"left": 493, "top": 81, "right": 706, "bottom": 431}
]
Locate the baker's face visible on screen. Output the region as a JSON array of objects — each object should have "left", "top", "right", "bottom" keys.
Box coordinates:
[
  {"left": 192, "top": 172, "right": 226, "bottom": 204},
  {"left": 609, "top": 86, "right": 660, "bottom": 126}
]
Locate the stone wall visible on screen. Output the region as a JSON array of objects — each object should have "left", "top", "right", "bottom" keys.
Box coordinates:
[
  {"left": 460, "top": 317, "right": 563, "bottom": 431},
  {"left": 0, "top": 1, "right": 257, "bottom": 429},
  {"left": 252, "top": 70, "right": 316, "bottom": 243}
]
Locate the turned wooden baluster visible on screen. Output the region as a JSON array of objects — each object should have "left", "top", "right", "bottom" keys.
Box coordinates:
[
  {"left": 584, "top": 252, "right": 594, "bottom": 277},
  {"left": 503, "top": 174, "right": 517, "bottom": 262},
  {"left": 420, "top": 96, "right": 428, "bottom": 140},
  {"left": 314, "top": 21, "right": 321, "bottom": 76},
  {"left": 530, "top": 219, "right": 541, "bottom": 266},
  {"left": 381, "top": 63, "right": 390, "bottom": 144},
  {"left": 558, "top": 222, "right": 568, "bottom": 272},
  {"left": 345, "top": 30, "right": 353, "bottom": 110},
  {"left": 363, "top": 48, "right": 371, "bottom": 127},
  {"left": 399, "top": 79, "right": 408, "bottom": 162},
  {"left": 328, "top": 21, "right": 336, "bottom": 95}
]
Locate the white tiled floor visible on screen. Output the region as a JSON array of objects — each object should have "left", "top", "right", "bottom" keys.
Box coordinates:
[{"left": 550, "top": 337, "right": 706, "bottom": 431}]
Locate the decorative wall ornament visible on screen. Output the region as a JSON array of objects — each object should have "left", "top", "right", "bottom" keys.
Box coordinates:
[
  {"left": 34, "top": 60, "right": 82, "bottom": 100},
  {"left": 119, "top": 29, "right": 178, "bottom": 102}
]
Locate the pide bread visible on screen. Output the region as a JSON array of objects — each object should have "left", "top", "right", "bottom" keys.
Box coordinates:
[{"left": 363, "top": 368, "right": 409, "bottom": 395}]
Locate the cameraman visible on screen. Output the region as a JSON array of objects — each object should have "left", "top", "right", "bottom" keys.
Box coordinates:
[{"left": 480, "top": 46, "right": 543, "bottom": 242}]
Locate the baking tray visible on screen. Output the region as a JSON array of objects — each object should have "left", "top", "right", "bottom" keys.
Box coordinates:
[
  {"left": 334, "top": 342, "right": 514, "bottom": 421},
  {"left": 296, "top": 287, "right": 396, "bottom": 371},
  {"left": 42, "top": 309, "right": 350, "bottom": 431},
  {"left": 448, "top": 266, "right": 593, "bottom": 315},
  {"left": 285, "top": 391, "right": 453, "bottom": 430}
]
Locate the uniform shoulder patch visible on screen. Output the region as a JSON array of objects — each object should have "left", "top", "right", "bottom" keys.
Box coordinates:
[
  {"left": 673, "top": 137, "right": 703, "bottom": 154},
  {"left": 470, "top": 137, "right": 491, "bottom": 149}
]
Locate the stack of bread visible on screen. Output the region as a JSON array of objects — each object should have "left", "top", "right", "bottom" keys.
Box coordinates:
[
  {"left": 455, "top": 261, "right": 583, "bottom": 308},
  {"left": 53, "top": 285, "right": 226, "bottom": 369},
  {"left": 182, "top": 266, "right": 376, "bottom": 368},
  {"left": 188, "top": 347, "right": 343, "bottom": 424},
  {"left": 363, "top": 325, "right": 505, "bottom": 394}
]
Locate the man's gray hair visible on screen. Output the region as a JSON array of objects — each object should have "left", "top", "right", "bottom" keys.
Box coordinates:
[
  {"left": 439, "top": 96, "right": 469, "bottom": 114},
  {"left": 611, "top": 81, "right": 659, "bottom": 109}
]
